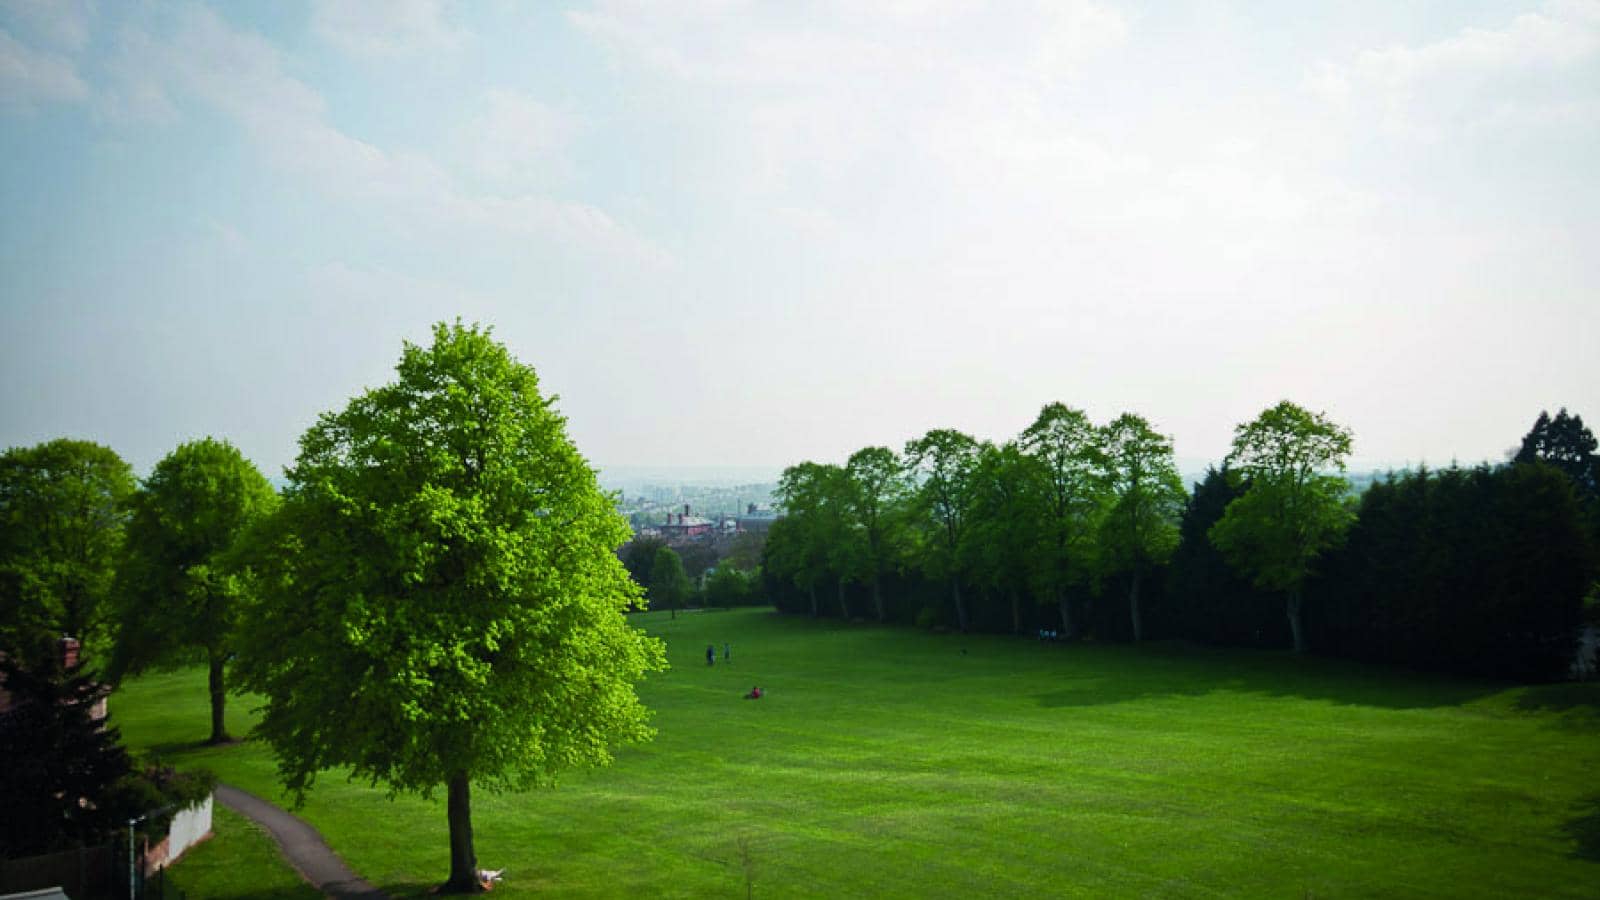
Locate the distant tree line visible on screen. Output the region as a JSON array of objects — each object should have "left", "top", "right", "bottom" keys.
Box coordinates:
[
  {"left": 619, "top": 532, "right": 767, "bottom": 614},
  {"left": 761, "top": 403, "right": 1600, "bottom": 682}
]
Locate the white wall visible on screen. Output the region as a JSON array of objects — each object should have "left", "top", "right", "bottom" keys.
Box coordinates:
[{"left": 165, "top": 794, "right": 213, "bottom": 861}]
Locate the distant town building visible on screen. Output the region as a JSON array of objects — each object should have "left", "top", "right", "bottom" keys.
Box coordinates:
[
  {"left": 660, "top": 504, "right": 714, "bottom": 539},
  {"left": 737, "top": 503, "right": 780, "bottom": 533}
]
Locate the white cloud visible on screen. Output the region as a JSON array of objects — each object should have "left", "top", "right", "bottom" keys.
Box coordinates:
[
  {"left": 458, "top": 89, "right": 578, "bottom": 192},
  {"left": 310, "top": 0, "right": 465, "bottom": 57},
  {"left": 0, "top": 27, "right": 86, "bottom": 110},
  {"left": 1306, "top": 1, "right": 1600, "bottom": 132},
  {"left": 0, "top": 0, "right": 92, "bottom": 51},
  {"left": 105, "top": 6, "right": 666, "bottom": 267},
  {"left": 569, "top": 0, "right": 1131, "bottom": 212}
]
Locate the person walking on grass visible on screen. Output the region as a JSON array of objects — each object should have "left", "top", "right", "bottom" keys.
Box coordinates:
[
  {"left": 706, "top": 644, "right": 715, "bottom": 666},
  {"left": 723, "top": 642, "right": 731, "bottom": 662}
]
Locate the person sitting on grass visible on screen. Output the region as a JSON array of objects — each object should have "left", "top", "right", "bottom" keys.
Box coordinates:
[{"left": 744, "top": 686, "right": 762, "bottom": 699}]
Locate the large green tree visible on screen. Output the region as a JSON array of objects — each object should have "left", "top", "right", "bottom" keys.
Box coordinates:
[
  {"left": 1019, "top": 404, "right": 1108, "bottom": 637},
  {"left": 774, "top": 461, "right": 850, "bottom": 617},
  {"left": 0, "top": 439, "right": 135, "bottom": 666},
  {"left": 649, "top": 545, "right": 692, "bottom": 619},
  {"left": 234, "top": 322, "right": 666, "bottom": 893},
  {"left": 962, "top": 442, "right": 1041, "bottom": 634},
  {"left": 1209, "top": 401, "right": 1355, "bottom": 653},
  {"left": 109, "top": 438, "right": 275, "bottom": 743},
  {"left": 842, "top": 446, "right": 911, "bottom": 622},
  {"left": 904, "top": 430, "right": 981, "bottom": 631},
  {"left": 1099, "top": 414, "right": 1186, "bottom": 642}
]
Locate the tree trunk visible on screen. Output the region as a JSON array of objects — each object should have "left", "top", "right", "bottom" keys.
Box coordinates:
[
  {"left": 1129, "top": 571, "right": 1143, "bottom": 643},
  {"left": 1010, "top": 587, "right": 1021, "bottom": 635},
  {"left": 872, "top": 574, "right": 885, "bottom": 623},
  {"left": 441, "top": 773, "right": 482, "bottom": 893},
  {"left": 1287, "top": 588, "right": 1305, "bottom": 653},
  {"left": 1058, "top": 589, "right": 1074, "bottom": 639},
  {"left": 808, "top": 584, "right": 818, "bottom": 617},
  {"left": 952, "top": 579, "right": 967, "bottom": 633},
  {"left": 207, "top": 652, "right": 229, "bottom": 744},
  {"left": 837, "top": 577, "right": 849, "bottom": 619}
]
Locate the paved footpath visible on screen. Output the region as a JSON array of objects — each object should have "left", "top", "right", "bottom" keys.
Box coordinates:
[{"left": 216, "top": 783, "right": 389, "bottom": 899}]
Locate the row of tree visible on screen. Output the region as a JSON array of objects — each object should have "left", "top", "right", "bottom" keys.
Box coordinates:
[
  {"left": 761, "top": 402, "right": 1599, "bottom": 681},
  {"left": 618, "top": 533, "right": 767, "bottom": 617},
  {"left": 0, "top": 323, "right": 664, "bottom": 892}
]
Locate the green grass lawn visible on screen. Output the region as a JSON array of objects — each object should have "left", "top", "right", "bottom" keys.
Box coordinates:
[
  {"left": 115, "top": 608, "right": 1600, "bottom": 898},
  {"left": 164, "top": 806, "right": 323, "bottom": 900}
]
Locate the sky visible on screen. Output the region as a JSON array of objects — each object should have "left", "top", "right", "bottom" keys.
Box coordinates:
[{"left": 2, "top": 0, "right": 1597, "bottom": 480}]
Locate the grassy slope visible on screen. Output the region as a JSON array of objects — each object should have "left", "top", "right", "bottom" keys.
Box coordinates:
[{"left": 115, "top": 608, "right": 1600, "bottom": 898}]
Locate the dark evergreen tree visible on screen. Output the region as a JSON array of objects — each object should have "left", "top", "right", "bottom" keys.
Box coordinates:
[
  {"left": 1311, "top": 464, "right": 1590, "bottom": 680},
  {"left": 1166, "top": 468, "right": 1285, "bottom": 648},
  {"left": 1515, "top": 407, "right": 1599, "bottom": 500},
  {"left": 0, "top": 654, "right": 135, "bottom": 856}
]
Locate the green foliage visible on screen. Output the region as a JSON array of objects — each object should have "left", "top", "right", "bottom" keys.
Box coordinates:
[
  {"left": 1515, "top": 407, "right": 1599, "bottom": 500},
  {"left": 720, "top": 529, "right": 765, "bottom": 572},
  {"left": 1209, "top": 401, "right": 1355, "bottom": 651},
  {"left": 1019, "top": 403, "right": 1109, "bottom": 634},
  {"left": 1312, "top": 464, "right": 1592, "bottom": 680},
  {"left": 961, "top": 442, "right": 1044, "bottom": 634},
  {"left": 108, "top": 437, "right": 276, "bottom": 742},
  {"left": 1098, "top": 414, "right": 1186, "bottom": 641},
  {"left": 0, "top": 439, "right": 135, "bottom": 665},
  {"left": 703, "top": 565, "right": 754, "bottom": 609},
  {"left": 234, "top": 323, "right": 666, "bottom": 822},
  {"left": 843, "top": 445, "right": 911, "bottom": 621},
  {"left": 904, "top": 429, "right": 983, "bottom": 630},
  {"left": 621, "top": 535, "right": 666, "bottom": 588},
  {"left": 772, "top": 462, "right": 852, "bottom": 615},
  {"left": 0, "top": 655, "right": 135, "bottom": 855},
  {"left": 650, "top": 546, "right": 692, "bottom": 616},
  {"left": 1166, "top": 467, "right": 1286, "bottom": 647},
  {"left": 1098, "top": 414, "right": 1185, "bottom": 573},
  {"left": 109, "top": 439, "right": 276, "bottom": 675}
]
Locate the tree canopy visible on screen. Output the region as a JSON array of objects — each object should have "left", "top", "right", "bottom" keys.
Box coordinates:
[
  {"left": 234, "top": 322, "right": 666, "bottom": 892},
  {"left": 773, "top": 461, "right": 851, "bottom": 617},
  {"left": 0, "top": 439, "right": 134, "bottom": 667},
  {"left": 1099, "top": 414, "right": 1186, "bottom": 642},
  {"left": 1514, "top": 408, "right": 1599, "bottom": 499},
  {"left": 109, "top": 437, "right": 276, "bottom": 743},
  {"left": 961, "top": 441, "right": 1042, "bottom": 634},
  {"left": 1209, "top": 401, "right": 1354, "bottom": 653},
  {"left": 904, "top": 429, "right": 980, "bottom": 631},
  {"left": 1018, "top": 403, "right": 1108, "bottom": 637},
  {"left": 843, "top": 445, "right": 911, "bottom": 623},
  {"left": 649, "top": 545, "right": 691, "bottom": 619}
]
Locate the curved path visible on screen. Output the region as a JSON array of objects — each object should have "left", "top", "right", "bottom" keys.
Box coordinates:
[{"left": 216, "top": 783, "right": 389, "bottom": 899}]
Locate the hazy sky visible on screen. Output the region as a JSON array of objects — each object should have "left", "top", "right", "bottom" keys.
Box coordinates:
[{"left": 2, "top": 0, "right": 1596, "bottom": 478}]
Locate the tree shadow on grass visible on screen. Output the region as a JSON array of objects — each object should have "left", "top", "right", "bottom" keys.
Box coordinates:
[
  {"left": 1512, "top": 682, "right": 1600, "bottom": 716},
  {"left": 1032, "top": 642, "right": 1503, "bottom": 711},
  {"left": 378, "top": 878, "right": 465, "bottom": 898},
  {"left": 1563, "top": 795, "right": 1600, "bottom": 862},
  {"left": 140, "top": 735, "right": 251, "bottom": 759},
  {"left": 1509, "top": 682, "right": 1600, "bottom": 734}
]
